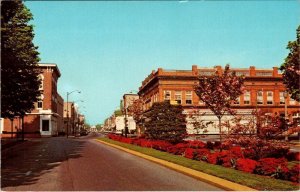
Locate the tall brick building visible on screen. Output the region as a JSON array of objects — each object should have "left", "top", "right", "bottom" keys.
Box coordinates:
[
  {"left": 1, "top": 63, "right": 64, "bottom": 137},
  {"left": 138, "top": 65, "right": 300, "bottom": 134}
]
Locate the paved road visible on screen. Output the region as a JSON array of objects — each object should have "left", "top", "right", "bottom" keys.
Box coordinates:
[{"left": 1, "top": 134, "right": 222, "bottom": 191}]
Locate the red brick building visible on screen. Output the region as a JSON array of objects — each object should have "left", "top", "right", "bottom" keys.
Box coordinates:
[
  {"left": 1, "top": 63, "right": 64, "bottom": 137},
  {"left": 138, "top": 65, "right": 300, "bottom": 134}
]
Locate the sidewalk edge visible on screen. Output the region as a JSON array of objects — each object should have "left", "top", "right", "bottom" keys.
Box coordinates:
[{"left": 95, "top": 139, "right": 256, "bottom": 191}]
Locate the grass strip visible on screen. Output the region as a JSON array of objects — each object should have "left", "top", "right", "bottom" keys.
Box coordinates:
[{"left": 98, "top": 138, "right": 299, "bottom": 191}]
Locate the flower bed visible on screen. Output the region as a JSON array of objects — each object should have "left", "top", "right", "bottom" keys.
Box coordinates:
[{"left": 107, "top": 133, "right": 300, "bottom": 183}]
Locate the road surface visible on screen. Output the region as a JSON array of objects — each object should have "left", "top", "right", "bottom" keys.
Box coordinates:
[{"left": 1, "top": 134, "right": 222, "bottom": 191}]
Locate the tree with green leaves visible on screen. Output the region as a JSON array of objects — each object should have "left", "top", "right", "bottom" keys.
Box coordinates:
[
  {"left": 194, "top": 64, "right": 245, "bottom": 144},
  {"left": 1, "top": 1, "right": 41, "bottom": 121},
  {"left": 143, "top": 101, "right": 187, "bottom": 143},
  {"left": 280, "top": 25, "right": 300, "bottom": 102}
]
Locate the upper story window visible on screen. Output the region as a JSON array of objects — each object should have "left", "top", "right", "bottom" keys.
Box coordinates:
[
  {"left": 38, "top": 74, "right": 44, "bottom": 90},
  {"left": 257, "top": 91, "right": 263, "bottom": 105},
  {"left": 164, "top": 90, "right": 171, "bottom": 101},
  {"left": 256, "top": 72, "right": 272, "bottom": 77},
  {"left": 199, "top": 71, "right": 214, "bottom": 76},
  {"left": 236, "top": 71, "right": 250, "bottom": 77},
  {"left": 244, "top": 91, "right": 250, "bottom": 105},
  {"left": 185, "top": 91, "right": 192, "bottom": 105},
  {"left": 290, "top": 95, "right": 296, "bottom": 105},
  {"left": 37, "top": 94, "right": 44, "bottom": 109},
  {"left": 175, "top": 91, "right": 182, "bottom": 104},
  {"left": 234, "top": 96, "right": 240, "bottom": 105},
  {"left": 279, "top": 92, "right": 285, "bottom": 104},
  {"left": 267, "top": 91, "right": 273, "bottom": 105}
]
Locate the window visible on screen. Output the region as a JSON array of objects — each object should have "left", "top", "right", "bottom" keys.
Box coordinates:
[
  {"left": 267, "top": 91, "right": 273, "bottom": 105},
  {"left": 234, "top": 96, "right": 240, "bottom": 105},
  {"left": 42, "top": 120, "right": 49, "bottom": 131},
  {"left": 290, "top": 95, "right": 296, "bottom": 105},
  {"left": 244, "top": 91, "right": 250, "bottom": 105},
  {"left": 185, "top": 91, "right": 192, "bottom": 104},
  {"left": 236, "top": 71, "right": 250, "bottom": 77},
  {"left": 37, "top": 94, "right": 44, "bottom": 109},
  {"left": 38, "top": 74, "right": 44, "bottom": 90},
  {"left": 37, "top": 101, "right": 43, "bottom": 109},
  {"left": 164, "top": 90, "right": 171, "bottom": 101},
  {"left": 257, "top": 91, "right": 263, "bottom": 105},
  {"left": 280, "top": 92, "right": 285, "bottom": 104},
  {"left": 256, "top": 72, "right": 272, "bottom": 76},
  {"left": 175, "top": 91, "right": 182, "bottom": 104}
]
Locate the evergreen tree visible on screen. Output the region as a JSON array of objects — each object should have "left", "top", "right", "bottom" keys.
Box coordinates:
[
  {"left": 144, "top": 101, "right": 187, "bottom": 143},
  {"left": 280, "top": 25, "right": 300, "bottom": 102},
  {"left": 1, "top": 0, "right": 41, "bottom": 120}
]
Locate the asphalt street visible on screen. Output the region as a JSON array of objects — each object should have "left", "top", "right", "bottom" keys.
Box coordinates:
[{"left": 1, "top": 134, "right": 222, "bottom": 191}]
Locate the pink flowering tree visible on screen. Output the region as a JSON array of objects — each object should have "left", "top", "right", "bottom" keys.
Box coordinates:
[
  {"left": 187, "top": 110, "right": 213, "bottom": 135},
  {"left": 127, "top": 98, "right": 144, "bottom": 135},
  {"left": 280, "top": 25, "right": 300, "bottom": 102},
  {"left": 194, "top": 64, "right": 245, "bottom": 144}
]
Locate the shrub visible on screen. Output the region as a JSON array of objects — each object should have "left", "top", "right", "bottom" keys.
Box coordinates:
[
  {"left": 167, "top": 142, "right": 188, "bottom": 155},
  {"left": 255, "top": 158, "right": 288, "bottom": 176},
  {"left": 194, "top": 148, "right": 210, "bottom": 161},
  {"left": 143, "top": 101, "right": 187, "bottom": 143},
  {"left": 140, "top": 139, "right": 152, "bottom": 148},
  {"left": 206, "top": 141, "right": 214, "bottom": 150},
  {"left": 151, "top": 140, "right": 172, "bottom": 152},
  {"left": 207, "top": 152, "right": 219, "bottom": 164},
  {"left": 184, "top": 148, "right": 195, "bottom": 159},
  {"left": 236, "top": 158, "right": 258, "bottom": 173},
  {"left": 289, "top": 164, "right": 300, "bottom": 183},
  {"left": 187, "top": 140, "right": 206, "bottom": 149},
  {"left": 286, "top": 151, "right": 300, "bottom": 161}
]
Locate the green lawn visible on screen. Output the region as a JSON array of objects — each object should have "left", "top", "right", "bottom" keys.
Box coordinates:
[{"left": 98, "top": 138, "right": 300, "bottom": 191}]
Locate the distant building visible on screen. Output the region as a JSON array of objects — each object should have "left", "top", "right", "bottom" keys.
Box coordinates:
[
  {"left": 1, "top": 63, "right": 63, "bottom": 137},
  {"left": 115, "top": 116, "right": 136, "bottom": 134},
  {"left": 138, "top": 65, "right": 300, "bottom": 134},
  {"left": 63, "top": 102, "right": 79, "bottom": 136}
]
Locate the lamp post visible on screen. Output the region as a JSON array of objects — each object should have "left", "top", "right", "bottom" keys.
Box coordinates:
[
  {"left": 283, "top": 91, "right": 288, "bottom": 141},
  {"left": 66, "top": 90, "right": 81, "bottom": 138}
]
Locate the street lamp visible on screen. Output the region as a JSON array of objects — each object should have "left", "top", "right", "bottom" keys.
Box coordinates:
[
  {"left": 66, "top": 90, "right": 81, "bottom": 138},
  {"left": 283, "top": 91, "right": 288, "bottom": 141}
]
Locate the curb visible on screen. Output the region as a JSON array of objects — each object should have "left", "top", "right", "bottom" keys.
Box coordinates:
[{"left": 95, "top": 139, "right": 256, "bottom": 191}]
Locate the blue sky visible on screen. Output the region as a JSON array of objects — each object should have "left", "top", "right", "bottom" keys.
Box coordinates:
[{"left": 25, "top": 1, "right": 299, "bottom": 125}]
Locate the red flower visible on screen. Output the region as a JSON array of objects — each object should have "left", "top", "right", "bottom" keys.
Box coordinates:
[
  {"left": 194, "top": 149, "right": 210, "bottom": 161},
  {"left": 289, "top": 164, "right": 300, "bottom": 183},
  {"left": 207, "top": 152, "right": 219, "bottom": 164},
  {"left": 187, "top": 140, "right": 206, "bottom": 149},
  {"left": 236, "top": 158, "right": 258, "bottom": 173},
  {"left": 184, "top": 148, "right": 195, "bottom": 159},
  {"left": 256, "top": 157, "right": 288, "bottom": 176}
]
